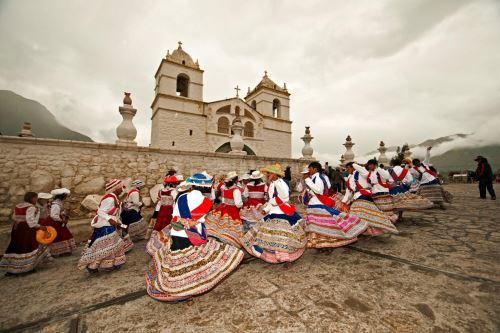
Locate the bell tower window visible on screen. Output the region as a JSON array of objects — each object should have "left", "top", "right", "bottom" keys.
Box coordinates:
[
  {"left": 176, "top": 74, "right": 189, "bottom": 97},
  {"left": 272, "top": 99, "right": 281, "bottom": 118}
]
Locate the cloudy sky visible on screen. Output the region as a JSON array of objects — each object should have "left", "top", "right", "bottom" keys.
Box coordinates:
[{"left": 1, "top": 0, "right": 499, "bottom": 163}]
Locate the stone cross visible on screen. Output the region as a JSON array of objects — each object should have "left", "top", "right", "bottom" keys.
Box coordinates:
[{"left": 234, "top": 85, "right": 240, "bottom": 98}]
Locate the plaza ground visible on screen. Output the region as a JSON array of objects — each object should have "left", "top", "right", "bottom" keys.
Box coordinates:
[{"left": 0, "top": 184, "right": 498, "bottom": 333}]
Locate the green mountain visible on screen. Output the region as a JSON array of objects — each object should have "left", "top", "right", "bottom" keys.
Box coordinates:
[
  {"left": 0, "top": 90, "right": 93, "bottom": 142},
  {"left": 431, "top": 145, "right": 500, "bottom": 173}
]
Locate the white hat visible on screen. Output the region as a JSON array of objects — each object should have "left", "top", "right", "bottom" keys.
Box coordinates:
[
  {"left": 250, "top": 170, "right": 263, "bottom": 179},
  {"left": 240, "top": 173, "right": 251, "bottom": 181},
  {"left": 51, "top": 188, "right": 71, "bottom": 196},
  {"left": 300, "top": 167, "right": 309, "bottom": 174},
  {"left": 131, "top": 180, "right": 145, "bottom": 188},
  {"left": 176, "top": 181, "right": 193, "bottom": 193},
  {"left": 38, "top": 192, "right": 53, "bottom": 200},
  {"left": 225, "top": 171, "right": 238, "bottom": 181}
]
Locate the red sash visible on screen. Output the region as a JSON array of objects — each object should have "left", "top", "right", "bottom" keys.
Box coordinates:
[{"left": 368, "top": 171, "right": 390, "bottom": 189}]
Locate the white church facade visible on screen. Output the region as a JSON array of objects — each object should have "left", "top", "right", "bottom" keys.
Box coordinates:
[{"left": 150, "top": 42, "right": 292, "bottom": 158}]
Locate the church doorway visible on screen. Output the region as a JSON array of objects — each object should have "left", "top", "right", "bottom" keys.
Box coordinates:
[{"left": 215, "top": 142, "right": 256, "bottom": 155}]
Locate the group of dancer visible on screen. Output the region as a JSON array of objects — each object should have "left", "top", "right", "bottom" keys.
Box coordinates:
[{"left": 0, "top": 147, "right": 452, "bottom": 303}]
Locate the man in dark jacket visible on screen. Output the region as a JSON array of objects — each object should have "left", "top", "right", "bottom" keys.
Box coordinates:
[{"left": 475, "top": 156, "right": 496, "bottom": 200}]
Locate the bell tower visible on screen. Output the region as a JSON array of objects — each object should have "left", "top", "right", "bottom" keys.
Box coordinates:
[{"left": 150, "top": 42, "right": 207, "bottom": 151}]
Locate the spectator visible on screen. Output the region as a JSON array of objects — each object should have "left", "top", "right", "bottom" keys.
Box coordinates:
[
  {"left": 475, "top": 156, "right": 496, "bottom": 200},
  {"left": 331, "top": 167, "right": 344, "bottom": 193}
]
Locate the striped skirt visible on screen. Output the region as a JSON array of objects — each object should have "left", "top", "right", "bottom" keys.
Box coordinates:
[
  {"left": 145, "top": 238, "right": 244, "bottom": 301},
  {"left": 305, "top": 204, "right": 368, "bottom": 248},
  {"left": 418, "top": 183, "right": 445, "bottom": 204},
  {"left": 349, "top": 199, "right": 398, "bottom": 236},
  {"left": 241, "top": 213, "right": 307, "bottom": 263},
  {"left": 78, "top": 227, "right": 127, "bottom": 271},
  {"left": 240, "top": 206, "right": 265, "bottom": 233},
  {"left": 392, "top": 192, "right": 434, "bottom": 211},
  {"left": 0, "top": 246, "right": 49, "bottom": 274},
  {"left": 204, "top": 211, "right": 244, "bottom": 248}
]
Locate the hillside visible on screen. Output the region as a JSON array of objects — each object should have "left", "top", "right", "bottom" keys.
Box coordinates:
[
  {"left": 431, "top": 145, "right": 500, "bottom": 173},
  {"left": 0, "top": 90, "right": 93, "bottom": 142}
]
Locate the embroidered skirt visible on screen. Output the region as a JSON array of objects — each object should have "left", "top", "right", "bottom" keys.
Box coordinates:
[
  {"left": 145, "top": 238, "right": 244, "bottom": 301},
  {"left": 121, "top": 210, "right": 148, "bottom": 242},
  {"left": 77, "top": 226, "right": 127, "bottom": 271},
  {"left": 240, "top": 206, "right": 265, "bottom": 232},
  {"left": 204, "top": 205, "right": 244, "bottom": 248},
  {"left": 0, "top": 222, "right": 49, "bottom": 274},
  {"left": 418, "top": 183, "right": 445, "bottom": 204},
  {"left": 392, "top": 192, "right": 434, "bottom": 211},
  {"left": 305, "top": 204, "right": 367, "bottom": 248},
  {"left": 41, "top": 218, "right": 76, "bottom": 256},
  {"left": 349, "top": 199, "right": 398, "bottom": 236},
  {"left": 242, "top": 213, "right": 307, "bottom": 263}
]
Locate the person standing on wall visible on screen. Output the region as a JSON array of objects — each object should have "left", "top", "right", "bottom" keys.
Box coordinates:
[{"left": 475, "top": 156, "right": 496, "bottom": 200}]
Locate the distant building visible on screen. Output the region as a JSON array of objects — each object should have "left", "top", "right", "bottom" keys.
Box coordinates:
[{"left": 150, "top": 42, "right": 292, "bottom": 158}]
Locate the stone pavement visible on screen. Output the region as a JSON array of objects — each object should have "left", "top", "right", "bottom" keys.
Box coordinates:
[{"left": 0, "top": 184, "right": 498, "bottom": 333}]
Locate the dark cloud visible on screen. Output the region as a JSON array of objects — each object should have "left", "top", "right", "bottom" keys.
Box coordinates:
[{"left": 0, "top": 0, "right": 499, "bottom": 165}]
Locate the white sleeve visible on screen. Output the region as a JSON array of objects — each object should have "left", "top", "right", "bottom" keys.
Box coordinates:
[
  {"left": 50, "top": 204, "right": 62, "bottom": 222},
  {"left": 26, "top": 206, "right": 41, "bottom": 228},
  {"left": 342, "top": 177, "right": 353, "bottom": 203},
  {"left": 276, "top": 179, "right": 290, "bottom": 202},
  {"left": 97, "top": 197, "right": 118, "bottom": 223},
  {"left": 295, "top": 181, "right": 304, "bottom": 192},
  {"left": 377, "top": 168, "right": 391, "bottom": 181},
  {"left": 353, "top": 163, "right": 369, "bottom": 177},
  {"left": 403, "top": 171, "right": 413, "bottom": 185},
  {"left": 242, "top": 186, "right": 249, "bottom": 199},
  {"left": 233, "top": 188, "right": 243, "bottom": 208},
  {"left": 130, "top": 191, "right": 141, "bottom": 206},
  {"left": 305, "top": 176, "right": 324, "bottom": 195}
]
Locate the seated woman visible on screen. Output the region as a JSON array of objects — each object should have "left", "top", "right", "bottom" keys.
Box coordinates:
[
  {"left": 0, "top": 192, "right": 50, "bottom": 275},
  {"left": 240, "top": 170, "right": 267, "bottom": 232},
  {"left": 78, "top": 179, "right": 128, "bottom": 273},
  {"left": 146, "top": 188, "right": 244, "bottom": 302},
  {"left": 121, "top": 180, "right": 148, "bottom": 242},
  {"left": 47, "top": 188, "right": 77, "bottom": 256},
  {"left": 204, "top": 171, "right": 244, "bottom": 248},
  {"left": 242, "top": 164, "right": 307, "bottom": 265},
  {"left": 341, "top": 163, "right": 398, "bottom": 236},
  {"left": 303, "top": 162, "right": 368, "bottom": 249}
]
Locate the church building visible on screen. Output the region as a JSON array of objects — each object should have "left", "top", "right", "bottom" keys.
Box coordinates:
[{"left": 150, "top": 42, "right": 292, "bottom": 158}]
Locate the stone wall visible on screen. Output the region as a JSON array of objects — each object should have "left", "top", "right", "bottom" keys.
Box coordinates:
[{"left": 0, "top": 136, "right": 312, "bottom": 223}]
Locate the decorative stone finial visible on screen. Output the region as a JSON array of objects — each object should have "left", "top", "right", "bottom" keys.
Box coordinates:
[
  {"left": 116, "top": 92, "right": 138, "bottom": 146},
  {"left": 264, "top": 70, "right": 268, "bottom": 77},
  {"left": 343, "top": 135, "right": 355, "bottom": 164},
  {"left": 300, "top": 126, "right": 314, "bottom": 159},
  {"left": 283, "top": 82, "right": 287, "bottom": 91},
  {"left": 247, "top": 87, "right": 251, "bottom": 94},
  {"left": 177, "top": 41, "right": 183, "bottom": 49},
  {"left": 166, "top": 50, "right": 170, "bottom": 56},
  {"left": 377, "top": 141, "right": 389, "bottom": 166},
  {"left": 123, "top": 92, "right": 132, "bottom": 105},
  {"left": 18, "top": 122, "right": 34, "bottom": 137},
  {"left": 229, "top": 116, "right": 247, "bottom": 155}
]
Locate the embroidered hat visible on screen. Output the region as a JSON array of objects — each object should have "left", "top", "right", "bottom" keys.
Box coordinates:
[
  {"left": 164, "top": 175, "right": 183, "bottom": 183},
  {"left": 105, "top": 179, "right": 123, "bottom": 193},
  {"left": 176, "top": 181, "right": 193, "bottom": 193},
  {"left": 250, "top": 170, "right": 264, "bottom": 179},
  {"left": 38, "top": 192, "right": 53, "bottom": 200},
  {"left": 224, "top": 171, "right": 238, "bottom": 181},
  {"left": 50, "top": 188, "right": 71, "bottom": 196},
  {"left": 131, "top": 180, "right": 145, "bottom": 188},
  {"left": 186, "top": 171, "right": 213, "bottom": 187},
  {"left": 261, "top": 164, "right": 285, "bottom": 177}
]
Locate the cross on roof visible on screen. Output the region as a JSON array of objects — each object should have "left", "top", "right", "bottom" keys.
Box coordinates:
[{"left": 234, "top": 85, "right": 240, "bottom": 97}]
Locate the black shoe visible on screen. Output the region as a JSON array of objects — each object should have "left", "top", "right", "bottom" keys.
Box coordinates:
[
  {"left": 86, "top": 267, "right": 99, "bottom": 274},
  {"left": 492, "top": 197, "right": 496, "bottom": 200}
]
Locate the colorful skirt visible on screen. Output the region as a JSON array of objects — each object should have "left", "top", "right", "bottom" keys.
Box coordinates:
[
  {"left": 372, "top": 193, "right": 398, "bottom": 223},
  {"left": 305, "top": 204, "right": 368, "bottom": 248},
  {"left": 240, "top": 206, "right": 265, "bottom": 232},
  {"left": 392, "top": 192, "right": 434, "bottom": 211},
  {"left": 349, "top": 199, "right": 398, "bottom": 236},
  {"left": 145, "top": 238, "right": 244, "bottom": 301},
  {"left": 204, "top": 205, "right": 244, "bottom": 248},
  {"left": 242, "top": 213, "right": 307, "bottom": 263},
  {"left": 121, "top": 210, "right": 148, "bottom": 242},
  {"left": 41, "top": 219, "right": 76, "bottom": 256},
  {"left": 77, "top": 226, "right": 127, "bottom": 271},
  {"left": 155, "top": 205, "right": 173, "bottom": 231},
  {"left": 146, "top": 226, "right": 171, "bottom": 257},
  {"left": 418, "top": 183, "right": 445, "bottom": 204},
  {"left": 0, "top": 223, "right": 49, "bottom": 274}
]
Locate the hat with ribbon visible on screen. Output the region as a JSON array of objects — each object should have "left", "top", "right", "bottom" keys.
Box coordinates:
[
  {"left": 250, "top": 170, "right": 264, "bottom": 179},
  {"left": 131, "top": 180, "right": 145, "bottom": 188},
  {"left": 186, "top": 171, "right": 214, "bottom": 187},
  {"left": 224, "top": 171, "right": 238, "bottom": 181},
  {"left": 50, "top": 188, "right": 71, "bottom": 197},
  {"left": 38, "top": 192, "right": 53, "bottom": 200}
]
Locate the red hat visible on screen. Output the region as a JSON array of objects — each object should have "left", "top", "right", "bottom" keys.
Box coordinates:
[{"left": 164, "top": 175, "right": 183, "bottom": 183}]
